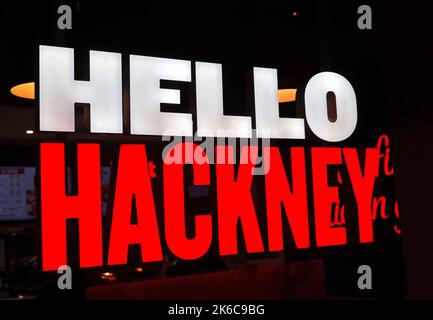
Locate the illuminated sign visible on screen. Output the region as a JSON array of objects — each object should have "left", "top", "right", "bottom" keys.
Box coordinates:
[
  {"left": 37, "top": 45, "right": 399, "bottom": 271},
  {"left": 39, "top": 45, "right": 357, "bottom": 141}
]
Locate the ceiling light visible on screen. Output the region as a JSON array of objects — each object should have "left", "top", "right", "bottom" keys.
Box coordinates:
[
  {"left": 10, "top": 82, "right": 35, "bottom": 100},
  {"left": 278, "top": 89, "right": 297, "bottom": 103}
]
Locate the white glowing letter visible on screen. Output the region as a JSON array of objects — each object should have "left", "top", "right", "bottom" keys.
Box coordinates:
[
  {"left": 130, "top": 55, "right": 192, "bottom": 136},
  {"left": 196, "top": 62, "right": 252, "bottom": 138},
  {"left": 39, "top": 45, "right": 123, "bottom": 133},
  {"left": 304, "top": 72, "right": 357, "bottom": 142},
  {"left": 253, "top": 67, "right": 305, "bottom": 139}
]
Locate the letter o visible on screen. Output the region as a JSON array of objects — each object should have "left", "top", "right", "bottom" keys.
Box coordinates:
[{"left": 305, "top": 72, "right": 357, "bottom": 142}]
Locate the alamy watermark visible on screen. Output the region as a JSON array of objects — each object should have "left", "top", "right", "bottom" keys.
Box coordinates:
[
  {"left": 161, "top": 129, "right": 271, "bottom": 176},
  {"left": 357, "top": 5, "right": 372, "bottom": 30}
]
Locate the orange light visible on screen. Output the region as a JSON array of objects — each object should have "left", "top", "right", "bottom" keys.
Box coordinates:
[
  {"left": 100, "top": 271, "right": 117, "bottom": 281},
  {"left": 278, "top": 89, "right": 297, "bottom": 103},
  {"left": 10, "top": 82, "right": 35, "bottom": 100}
]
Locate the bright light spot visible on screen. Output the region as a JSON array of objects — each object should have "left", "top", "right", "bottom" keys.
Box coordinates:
[
  {"left": 278, "top": 89, "right": 297, "bottom": 103},
  {"left": 26, "top": 130, "right": 34, "bottom": 135},
  {"left": 10, "top": 82, "right": 35, "bottom": 100}
]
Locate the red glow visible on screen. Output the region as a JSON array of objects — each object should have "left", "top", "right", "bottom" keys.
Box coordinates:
[{"left": 40, "top": 141, "right": 386, "bottom": 270}]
